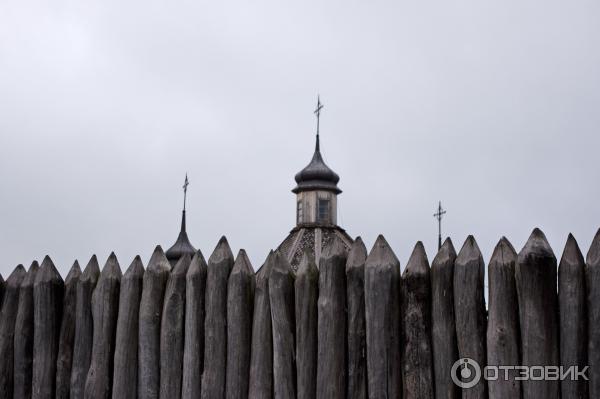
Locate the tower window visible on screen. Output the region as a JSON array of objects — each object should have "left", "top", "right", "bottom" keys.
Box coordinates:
[
  {"left": 297, "top": 200, "right": 303, "bottom": 224},
  {"left": 317, "top": 199, "right": 330, "bottom": 223}
]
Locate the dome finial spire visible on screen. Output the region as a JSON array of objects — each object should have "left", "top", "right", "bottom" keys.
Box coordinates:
[{"left": 314, "top": 95, "right": 323, "bottom": 152}]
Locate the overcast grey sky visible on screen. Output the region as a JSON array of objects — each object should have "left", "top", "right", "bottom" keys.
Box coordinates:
[{"left": 1, "top": 0, "right": 599, "bottom": 276}]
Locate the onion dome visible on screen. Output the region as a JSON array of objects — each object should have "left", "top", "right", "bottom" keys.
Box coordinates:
[
  {"left": 292, "top": 134, "right": 341, "bottom": 194},
  {"left": 166, "top": 210, "right": 196, "bottom": 266}
]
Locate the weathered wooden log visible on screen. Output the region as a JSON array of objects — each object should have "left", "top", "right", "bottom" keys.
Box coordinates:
[
  {"left": 346, "top": 237, "right": 367, "bottom": 399},
  {"left": 201, "top": 237, "right": 235, "bottom": 399},
  {"left": 112, "top": 256, "right": 145, "bottom": 399},
  {"left": 0, "top": 264, "right": 26, "bottom": 398},
  {"left": 248, "top": 251, "right": 274, "bottom": 399},
  {"left": 558, "top": 234, "right": 588, "bottom": 399},
  {"left": 71, "top": 255, "right": 100, "bottom": 399},
  {"left": 55, "top": 261, "right": 82, "bottom": 399},
  {"left": 402, "top": 241, "right": 434, "bottom": 399},
  {"left": 431, "top": 238, "right": 458, "bottom": 399},
  {"left": 225, "top": 250, "right": 256, "bottom": 399},
  {"left": 138, "top": 246, "right": 171, "bottom": 399},
  {"left": 32, "top": 255, "right": 65, "bottom": 399},
  {"left": 295, "top": 251, "right": 319, "bottom": 399},
  {"left": 317, "top": 238, "right": 347, "bottom": 399},
  {"left": 83, "top": 253, "right": 122, "bottom": 399},
  {"left": 516, "top": 228, "right": 559, "bottom": 399},
  {"left": 487, "top": 237, "right": 520, "bottom": 399},
  {"left": 0, "top": 273, "right": 5, "bottom": 311},
  {"left": 14, "top": 261, "right": 39, "bottom": 399},
  {"left": 182, "top": 250, "right": 208, "bottom": 399},
  {"left": 454, "top": 236, "right": 487, "bottom": 399},
  {"left": 160, "top": 253, "right": 192, "bottom": 399},
  {"left": 587, "top": 228, "right": 600, "bottom": 398},
  {"left": 365, "top": 235, "right": 401, "bottom": 399},
  {"left": 269, "top": 250, "right": 296, "bottom": 399}
]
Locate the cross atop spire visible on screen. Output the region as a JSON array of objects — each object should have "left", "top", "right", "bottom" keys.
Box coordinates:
[
  {"left": 183, "top": 174, "right": 189, "bottom": 212},
  {"left": 314, "top": 95, "right": 324, "bottom": 151},
  {"left": 433, "top": 201, "right": 447, "bottom": 250}
]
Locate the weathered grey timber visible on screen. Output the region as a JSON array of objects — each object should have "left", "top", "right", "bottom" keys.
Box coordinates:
[
  {"left": 454, "top": 236, "right": 487, "bottom": 399},
  {"left": 558, "top": 234, "right": 588, "bottom": 399},
  {"left": 346, "top": 237, "right": 367, "bottom": 399},
  {"left": 159, "top": 254, "right": 191, "bottom": 399},
  {"left": 486, "top": 237, "right": 520, "bottom": 399},
  {"left": 55, "top": 261, "right": 82, "bottom": 399},
  {"left": 586, "top": 229, "right": 600, "bottom": 398},
  {"left": 182, "top": 251, "right": 208, "bottom": 399},
  {"left": 401, "top": 242, "right": 434, "bottom": 399},
  {"left": 225, "top": 250, "right": 256, "bottom": 399},
  {"left": 516, "top": 228, "right": 559, "bottom": 399},
  {"left": 138, "top": 246, "right": 171, "bottom": 399},
  {"left": 270, "top": 251, "right": 296, "bottom": 399},
  {"left": 0, "top": 273, "right": 5, "bottom": 311},
  {"left": 83, "top": 253, "right": 122, "bottom": 399},
  {"left": 112, "top": 256, "right": 145, "bottom": 399},
  {"left": 71, "top": 255, "right": 100, "bottom": 399},
  {"left": 316, "top": 238, "right": 347, "bottom": 399},
  {"left": 248, "top": 252, "right": 274, "bottom": 399},
  {"left": 0, "top": 265, "right": 26, "bottom": 398},
  {"left": 365, "top": 235, "right": 401, "bottom": 399},
  {"left": 295, "top": 252, "right": 319, "bottom": 399},
  {"left": 201, "top": 237, "right": 235, "bottom": 399},
  {"left": 32, "top": 256, "right": 65, "bottom": 399},
  {"left": 431, "top": 238, "right": 458, "bottom": 399},
  {"left": 14, "top": 261, "right": 39, "bottom": 399}
]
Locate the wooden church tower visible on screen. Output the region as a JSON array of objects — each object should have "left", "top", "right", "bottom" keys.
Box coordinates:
[{"left": 277, "top": 98, "right": 353, "bottom": 271}]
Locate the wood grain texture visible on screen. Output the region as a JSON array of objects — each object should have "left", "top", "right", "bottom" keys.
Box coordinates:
[
  {"left": 32, "top": 256, "right": 65, "bottom": 399},
  {"left": 316, "top": 238, "right": 347, "bottom": 399},
  {"left": 0, "top": 265, "right": 26, "bottom": 398},
  {"left": 454, "top": 236, "right": 487, "bottom": 399},
  {"left": 201, "top": 237, "right": 235, "bottom": 399},
  {"left": 138, "top": 246, "right": 171, "bottom": 399},
  {"left": 160, "top": 254, "right": 191, "bottom": 399},
  {"left": 71, "top": 256, "right": 100, "bottom": 399},
  {"left": 516, "top": 228, "right": 559, "bottom": 399},
  {"left": 365, "top": 235, "right": 401, "bottom": 399},
  {"left": 346, "top": 238, "right": 368, "bottom": 399},
  {"left": 558, "top": 234, "right": 588, "bottom": 399},
  {"left": 14, "top": 261, "right": 39, "bottom": 399},
  {"left": 431, "top": 239, "right": 458, "bottom": 399},
  {"left": 112, "top": 256, "right": 145, "bottom": 399},
  {"left": 182, "top": 251, "right": 208, "bottom": 399},
  {"left": 487, "top": 238, "right": 520, "bottom": 399},
  {"left": 586, "top": 229, "right": 600, "bottom": 398},
  {"left": 248, "top": 252, "right": 274, "bottom": 399},
  {"left": 401, "top": 242, "right": 433, "bottom": 399},
  {"left": 295, "top": 252, "right": 319, "bottom": 399},
  {"left": 55, "top": 261, "right": 81, "bottom": 399},
  {"left": 269, "top": 251, "right": 296, "bottom": 399},
  {"left": 225, "top": 250, "right": 256, "bottom": 399},
  {"left": 83, "top": 253, "right": 122, "bottom": 399}
]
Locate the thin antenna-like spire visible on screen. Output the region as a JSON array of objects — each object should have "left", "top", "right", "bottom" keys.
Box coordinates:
[
  {"left": 181, "top": 174, "right": 189, "bottom": 232},
  {"left": 314, "top": 95, "right": 324, "bottom": 152},
  {"left": 433, "top": 201, "right": 447, "bottom": 250},
  {"left": 183, "top": 173, "right": 189, "bottom": 211}
]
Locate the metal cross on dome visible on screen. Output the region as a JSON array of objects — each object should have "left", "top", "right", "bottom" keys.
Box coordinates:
[
  {"left": 183, "top": 174, "right": 189, "bottom": 211},
  {"left": 314, "top": 96, "right": 324, "bottom": 150}
]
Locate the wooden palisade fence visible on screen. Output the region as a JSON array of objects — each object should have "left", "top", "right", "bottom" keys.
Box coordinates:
[{"left": 0, "top": 227, "right": 599, "bottom": 399}]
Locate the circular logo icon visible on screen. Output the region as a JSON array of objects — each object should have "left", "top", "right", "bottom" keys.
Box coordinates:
[{"left": 451, "top": 358, "right": 482, "bottom": 389}]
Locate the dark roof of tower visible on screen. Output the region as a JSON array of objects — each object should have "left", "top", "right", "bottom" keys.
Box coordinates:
[
  {"left": 292, "top": 134, "right": 341, "bottom": 194},
  {"left": 165, "top": 210, "right": 196, "bottom": 266}
]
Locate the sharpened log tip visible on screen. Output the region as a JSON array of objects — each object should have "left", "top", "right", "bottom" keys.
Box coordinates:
[{"left": 404, "top": 241, "right": 429, "bottom": 275}]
